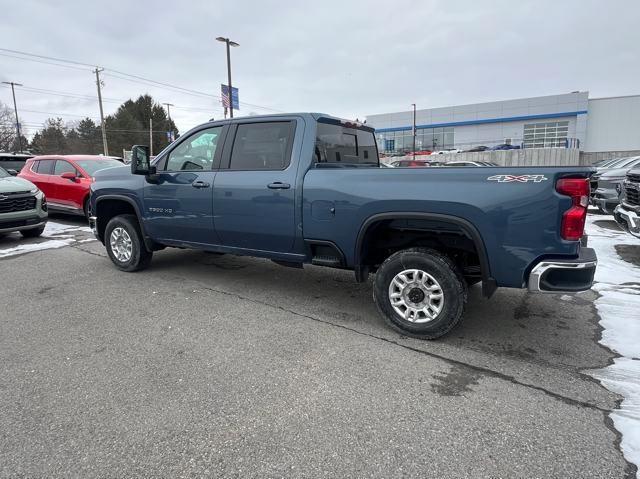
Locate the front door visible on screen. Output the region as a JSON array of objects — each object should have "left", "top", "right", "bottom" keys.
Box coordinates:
[
  {"left": 143, "top": 126, "right": 225, "bottom": 245},
  {"left": 53, "top": 159, "right": 86, "bottom": 210},
  {"left": 213, "top": 120, "right": 297, "bottom": 253}
]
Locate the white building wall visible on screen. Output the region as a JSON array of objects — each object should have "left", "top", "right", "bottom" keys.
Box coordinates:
[
  {"left": 584, "top": 96, "right": 640, "bottom": 152},
  {"left": 367, "top": 92, "right": 589, "bottom": 150}
]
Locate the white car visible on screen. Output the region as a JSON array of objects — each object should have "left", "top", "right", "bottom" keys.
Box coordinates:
[
  {"left": 444, "top": 160, "right": 498, "bottom": 167},
  {"left": 432, "top": 149, "right": 462, "bottom": 155}
]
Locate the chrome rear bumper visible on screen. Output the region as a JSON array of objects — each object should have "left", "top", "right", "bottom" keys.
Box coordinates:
[{"left": 528, "top": 247, "right": 597, "bottom": 293}]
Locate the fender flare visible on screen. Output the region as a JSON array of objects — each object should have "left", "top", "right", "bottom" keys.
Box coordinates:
[
  {"left": 95, "top": 194, "right": 153, "bottom": 251},
  {"left": 355, "top": 212, "right": 497, "bottom": 297}
]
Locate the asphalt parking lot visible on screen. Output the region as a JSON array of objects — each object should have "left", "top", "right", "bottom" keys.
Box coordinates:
[{"left": 0, "top": 215, "right": 635, "bottom": 478}]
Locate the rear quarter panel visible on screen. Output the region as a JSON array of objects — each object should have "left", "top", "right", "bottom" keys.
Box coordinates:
[{"left": 302, "top": 166, "right": 591, "bottom": 288}]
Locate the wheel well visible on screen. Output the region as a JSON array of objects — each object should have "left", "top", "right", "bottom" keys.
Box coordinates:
[
  {"left": 95, "top": 199, "right": 137, "bottom": 243},
  {"left": 358, "top": 217, "right": 489, "bottom": 289}
]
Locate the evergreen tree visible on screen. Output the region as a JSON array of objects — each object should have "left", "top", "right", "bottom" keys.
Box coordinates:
[{"left": 30, "top": 118, "right": 67, "bottom": 154}]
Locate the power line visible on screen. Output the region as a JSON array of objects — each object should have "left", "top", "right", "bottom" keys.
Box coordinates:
[
  {"left": 0, "top": 47, "right": 283, "bottom": 112},
  {"left": 0, "top": 52, "right": 93, "bottom": 72}
]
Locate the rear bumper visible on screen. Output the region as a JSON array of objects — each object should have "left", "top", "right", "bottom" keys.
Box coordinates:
[
  {"left": 89, "top": 216, "right": 101, "bottom": 241},
  {"left": 528, "top": 247, "right": 597, "bottom": 293},
  {"left": 614, "top": 204, "right": 640, "bottom": 238}
]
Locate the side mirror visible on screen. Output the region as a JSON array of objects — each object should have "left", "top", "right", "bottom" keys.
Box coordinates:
[
  {"left": 6, "top": 169, "right": 18, "bottom": 176},
  {"left": 61, "top": 171, "right": 77, "bottom": 181},
  {"left": 131, "top": 145, "right": 153, "bottom": 175}
]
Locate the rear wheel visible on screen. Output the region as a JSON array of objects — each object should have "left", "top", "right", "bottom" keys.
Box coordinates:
[
  {"left": 105, "top": 214, "right": 152, "bottom": 271},
  {"left": 373, "top": 247, "right": 467, "bottom": 339},
  {"left": 20, "top": 226, "right": 45, "bottom": 238}
]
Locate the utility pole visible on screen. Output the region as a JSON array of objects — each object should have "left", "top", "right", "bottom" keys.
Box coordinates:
[
  {"left": 149, "top": 118, "right": 153, "bottom": 156},
  {"left": 216, "top": 37, "right": 239, "bottom": 118},
  {"left": 94, "top": 68, "right": 109, "bottom": 156},
  {"left": 2, "top": 81, "right": 23, "bottom": 152},
  {"left": 163, "top": 102, "right": 174, "bottom": 142},
  {"left": 411, "top": 103, "right": 417, "bottom": 157}
]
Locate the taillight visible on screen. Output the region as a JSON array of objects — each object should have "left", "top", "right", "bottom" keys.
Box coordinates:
[{"left": 556, "top": 178, "right": 589, "bottom": 241}]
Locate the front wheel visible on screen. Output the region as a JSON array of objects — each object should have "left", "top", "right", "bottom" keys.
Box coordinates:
[
  {"left": 105, "top": 214, "right": 152, "bottom": 272},
  {"left": 20, "top": 226, "right": 45, "bottom": 238},
  {"left": 373, "top": 248, "right": 467, "bottom": 339}
]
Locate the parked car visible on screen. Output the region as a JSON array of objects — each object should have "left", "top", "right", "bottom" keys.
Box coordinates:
[
  {"left": 390, "top": 159, "right": 445, "bottom": 167},
  {"left": 444, "top": 160, "right": 498, "bottom": 167},
  {"left": 0, "top": 152, "right": 33, "bottom": 173},
  {"left": 0, "top": 166, "right": 48, "bottom": 237},
  {"left": 490, "top": 143, "right": 520, "bottom": 150},
  {"left": 464, "top": 146, "right": 490, "bottom": 152},
  {"left": 90, "top": 113, "right": 596, "bottom": 340},
  {"left": 614, "top": 168, "right": 640, "bottom": 238},
  {"left": 413, "top": 150, "right": 432, "bottom": 156},
  {"left": 432, "top": 149, "right": 462, "bottom": 155},
  {"left": 18, "top": 155, "right": 124, "bottom": 218},
  {"left": 592, "top": 158, "right": 621, "bottom": 168},
  {"left": 590, "top": 156, "right": 640, "bottom": 213}
]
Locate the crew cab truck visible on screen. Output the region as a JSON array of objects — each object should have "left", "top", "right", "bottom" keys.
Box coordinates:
[{"left": 89, "top": 113, "right": 597, "bottom": 339}]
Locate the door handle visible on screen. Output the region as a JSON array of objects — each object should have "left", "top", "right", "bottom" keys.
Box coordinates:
[
  {"left": 192, "top": 180, "right": 211, "bottom": 189},
  {"left": 267, "top": 182, "right": 291, "bottom": 190}
]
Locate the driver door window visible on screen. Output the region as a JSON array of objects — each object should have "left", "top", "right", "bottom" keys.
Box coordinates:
[{"left": 165, "top": 127, "right": 223, "bottom": 171}]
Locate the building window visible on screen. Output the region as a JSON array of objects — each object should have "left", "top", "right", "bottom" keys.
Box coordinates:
[
  {"left": 378, "top": 127, "right": 454, "bottom": 154},
  {"left": 523, "top": 121, "right": 569, "bottom": 149}
]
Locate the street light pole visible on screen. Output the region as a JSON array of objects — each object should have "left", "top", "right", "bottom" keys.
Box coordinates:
[
  {"left": 411, "top": 103, "right": 417, "bottom": 157},
  {"left": 2, "top": 81, "right": 23, "bottom": 152},
  {"left": 163, "top": 102, "right": 174, "bottom": 142},
  {"left": 216, "top": 36, "right": 239, "bottom": 118}
]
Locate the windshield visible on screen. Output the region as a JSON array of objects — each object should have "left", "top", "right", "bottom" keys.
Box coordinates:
[
  {"left": 75, "top": 159, "right": 123, "bottom": 176},
  {"left": 615, "top": 157, "right": 640, "bottom": 168},
  {"left": 0, "top": 167, "right": 9, "bottom": 178}
]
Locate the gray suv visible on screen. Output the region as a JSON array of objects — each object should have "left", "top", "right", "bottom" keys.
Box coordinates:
[
  {"left": 591, "top": 156, "right": 640, "bottom": 214},
  {"left": 614, "top": 168, "right": 640, "bottom": 238},
  {"left": 0, "top": 166, "right": 48, "bottom": 237}
]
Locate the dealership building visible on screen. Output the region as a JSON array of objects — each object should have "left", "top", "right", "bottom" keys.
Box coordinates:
[{"left": 366, "top": 92, "right": 640, "bottom": 159}]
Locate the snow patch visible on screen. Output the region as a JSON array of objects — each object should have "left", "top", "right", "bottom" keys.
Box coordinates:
[
  {"left": 0, "top": 221, "right": 92, "bottom": 259},
  {"left": 586, "top": 215, "right": 640, "bottom": 476}
]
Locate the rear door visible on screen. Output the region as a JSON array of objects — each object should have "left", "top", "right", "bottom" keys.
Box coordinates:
[
  {"left": 143, "top": 125, "right": 226, "bottom": 245},
  {"left": 31, "top": 160, "right": 56, "bottom": 199},
  {"left": 213, "top": 120, "right": 297, "bottom": 253}
]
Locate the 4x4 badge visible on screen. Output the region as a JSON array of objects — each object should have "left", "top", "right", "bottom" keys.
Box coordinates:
[{"left": 487, "top": 174, "right": 548, "bottom": 183}]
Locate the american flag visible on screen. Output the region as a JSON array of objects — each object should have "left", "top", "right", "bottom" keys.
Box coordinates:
[{"left": 221, "top": 84, "right": 230, "bottom": 108}]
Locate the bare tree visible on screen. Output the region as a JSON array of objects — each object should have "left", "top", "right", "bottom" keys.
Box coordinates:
[{"left": 0, "top": 101, "right": 17, "bottom": 151}]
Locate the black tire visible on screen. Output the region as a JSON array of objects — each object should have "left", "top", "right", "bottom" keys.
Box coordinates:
[
  {"left": 373, "top": 247, "right": 467, "bottom": 339},
  {"left": 104, "top": 214, "right": 152, "bottom": 272},
  {"left": 20, "top": 226, "right": 45, "bottom": 238}
]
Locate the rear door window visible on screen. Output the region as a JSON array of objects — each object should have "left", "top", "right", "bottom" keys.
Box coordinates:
[
  {"left": 315, "top": 120, "right": 378, "bottom": 166},
  {"left": 36, "top": 160, "right": 55, "bottom": 175},
  {"left": 228, "top": 122, "right": 295, "bottom": 170}
]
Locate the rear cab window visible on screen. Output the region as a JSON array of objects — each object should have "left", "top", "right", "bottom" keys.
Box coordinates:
[{"left": 315, "top": 118, "right": 379, "bottom": 167}]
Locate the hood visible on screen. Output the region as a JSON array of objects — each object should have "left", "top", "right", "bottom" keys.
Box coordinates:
[{"left": 0, "top": 175, "right": 37, "bottom": 194}]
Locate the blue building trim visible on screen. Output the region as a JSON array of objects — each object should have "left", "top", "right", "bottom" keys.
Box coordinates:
[{"left": 374, "top": 110, "right": 588, "bottom": 133}]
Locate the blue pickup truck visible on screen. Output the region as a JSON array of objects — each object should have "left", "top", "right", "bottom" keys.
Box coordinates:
[{"left": 89, "top": 113, "right": 597, "bottom": 339}]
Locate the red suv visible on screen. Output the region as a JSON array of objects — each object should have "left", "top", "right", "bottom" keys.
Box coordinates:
[{"left": 19, "top": 155, "right": 124, "bottom": 218}]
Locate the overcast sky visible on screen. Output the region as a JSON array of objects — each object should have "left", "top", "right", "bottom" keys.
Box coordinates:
[{"left": 1, "top": 0, "right": 639, "bottom": 137}]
